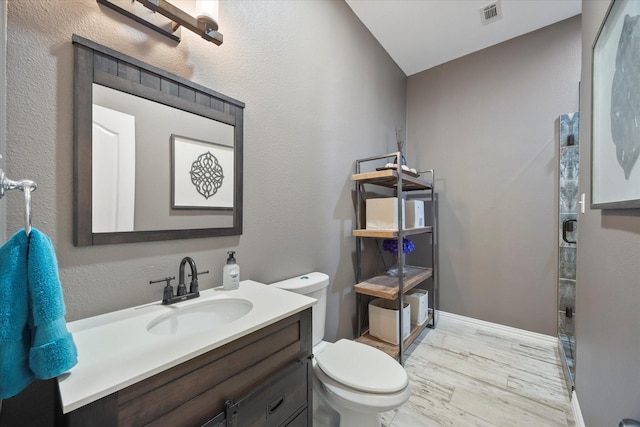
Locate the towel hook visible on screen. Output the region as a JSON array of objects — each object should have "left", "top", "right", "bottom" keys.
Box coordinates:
[
  {"left": 22, "top": 180, "right": 36, "bottom": 235},
  {"left": 0, "top": 168, "right": 38, "bottom": 236}
]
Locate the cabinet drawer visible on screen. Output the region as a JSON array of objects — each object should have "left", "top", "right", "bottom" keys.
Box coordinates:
[
  {"left": 201, "top": 403, "right": 309, "bottom": 427},
  {"left": 201, "top": 411, "right": 225, "bottom": 427},
  {"left": 285, "top": 408, "right": 308, "bottom": 427},
  {"left": 226, "top": 358, "right": 309, "bottom": 427}
]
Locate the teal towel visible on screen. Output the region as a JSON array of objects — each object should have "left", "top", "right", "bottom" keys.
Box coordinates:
[
  {"left": 27, "top": 229, "right": 77, "bottom": 380},
  {"left": 0, "top": 231, "right": 32, "bottom": 398},
  {"left": 0, "top": 228, "right": 77, "bottom": 399}
]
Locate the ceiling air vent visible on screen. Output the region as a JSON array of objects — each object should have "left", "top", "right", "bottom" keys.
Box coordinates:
[{"left": 481, "top": 0, "right": 502, "bottom": 25}]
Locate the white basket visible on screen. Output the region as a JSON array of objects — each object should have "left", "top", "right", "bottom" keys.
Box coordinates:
[
  {"left": 366, "top": 198, "right": 405, "bottom": 230},
  {"left": 406, "top": 200, "right": 425, "bottom": 228},
  {"left": 406, "top": 289, "right": 429, "bottom": 325},
  {"left": 369, "top": 298, "right": 411, "bottom": 344}
]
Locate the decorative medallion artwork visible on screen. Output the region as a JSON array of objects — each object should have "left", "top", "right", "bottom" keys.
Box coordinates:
[
  {"left": 610, "top": 14, "right": 640, "bottom": 179},
  {"left": 171, "top": 135, "right": 234, "bottom": 210},
  {"left": 592, "top": 0, "right": 640, "bottom": 208},
  {"left": 190, "top": 151, "right": 224, "bottom": 199}
]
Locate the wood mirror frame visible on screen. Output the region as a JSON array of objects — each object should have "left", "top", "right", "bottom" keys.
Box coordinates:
[{"left": 73, "top": 35, "right": 244, "bottom": 246}]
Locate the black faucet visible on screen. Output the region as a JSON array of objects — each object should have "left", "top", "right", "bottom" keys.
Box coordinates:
[
  {"left": 178, "top": 257, "right": 198, "bottom": 296},
  {"left": 150, "top": 257, "right": 209, "bottom": 305}
]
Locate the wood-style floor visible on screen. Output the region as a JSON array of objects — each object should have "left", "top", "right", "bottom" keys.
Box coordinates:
[{"left": 381, "top": 314, "right": 575, "bottom": 426}]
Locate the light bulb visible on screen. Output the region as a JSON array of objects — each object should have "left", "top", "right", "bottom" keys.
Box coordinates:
[{"left": 196, "top": 0, "right": 219, "bottom": 32}]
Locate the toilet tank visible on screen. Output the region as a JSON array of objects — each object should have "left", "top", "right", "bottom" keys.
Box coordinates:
[{"left": 270, "top": 272, "right": 329, "bottom": 346}]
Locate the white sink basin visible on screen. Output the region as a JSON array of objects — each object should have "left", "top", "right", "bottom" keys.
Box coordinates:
[
  {"left": 146, "top": 298, "right": 253, "bottom": 336},
  {"left": 61, "top": 282, "right": 317, "bottom": 414}
]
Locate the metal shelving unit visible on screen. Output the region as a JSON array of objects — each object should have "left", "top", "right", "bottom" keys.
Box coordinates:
[{"left": 353, "top": 152, "right": 437, "bottom": 365}]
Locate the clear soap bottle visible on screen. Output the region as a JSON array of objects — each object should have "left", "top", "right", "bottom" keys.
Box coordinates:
[{"left": 223, "top": 251, "right": 240, "bottom": 290}]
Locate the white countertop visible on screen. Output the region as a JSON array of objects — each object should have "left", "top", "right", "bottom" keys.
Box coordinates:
[{"left": 58, "top": 280, "right": 316, "bottom": 413}]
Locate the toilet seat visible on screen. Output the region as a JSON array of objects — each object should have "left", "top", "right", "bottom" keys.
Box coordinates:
[
  {"left": 313, "top": 362, "right": 412, "bottom": 413},
  {"left": 315, "top": 339, "right": 408, "bottom": 394}
]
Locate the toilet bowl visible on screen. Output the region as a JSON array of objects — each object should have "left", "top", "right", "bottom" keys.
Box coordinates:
[{"left": 271, "top": 273, "right": 411, "bottom": 427}]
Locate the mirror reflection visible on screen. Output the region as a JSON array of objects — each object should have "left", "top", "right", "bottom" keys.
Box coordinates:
[
  {"left": 92, "top": 101, "right": 136, "bottom": 232},
  {"left": 92, "top": 84, "right": 235, "bottom": 233},
  {"left": 73, "top": 34, "right": 244, "bottom": 246}
]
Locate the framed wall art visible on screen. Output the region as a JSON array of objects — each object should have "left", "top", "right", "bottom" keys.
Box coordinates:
[
  {"left": 591, "top": 0, "right": 640, "bottom": 208},
  {"left": 171, "top": 134, "right": 234, "bottom": 210}
]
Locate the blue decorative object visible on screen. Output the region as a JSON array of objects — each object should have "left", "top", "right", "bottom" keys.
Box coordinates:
[
  {"left": 383, "top": 238, "right": 415, "bottom": 277},
  {"left": 394, "top": 128, "right": 407, "bottom": 165},
  {"left": 392, "top": 153, "right": 407, "bottom": 166},
  {"left": 382, "top": 238, "right": 415, "bottom": 255}
]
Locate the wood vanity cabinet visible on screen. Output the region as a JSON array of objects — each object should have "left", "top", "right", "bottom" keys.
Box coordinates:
[
  {"left": 62, "top": 308, "right": 312, "bottom": 427},
  {"left": 0, "top": 309, "right": 312, "bottom": 427}
]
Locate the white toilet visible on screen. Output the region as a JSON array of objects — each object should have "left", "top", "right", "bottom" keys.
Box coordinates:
[{"left": 271, "top": 272, "right": 412, "bottom": 427}]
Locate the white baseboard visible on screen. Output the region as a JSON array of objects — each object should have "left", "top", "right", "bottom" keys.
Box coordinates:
[
  {"left": 438, "top": 311, "right": 558, "bottom": 346},
  {"left": 572, "top": 391, "right": 586, "bottom": 427}
]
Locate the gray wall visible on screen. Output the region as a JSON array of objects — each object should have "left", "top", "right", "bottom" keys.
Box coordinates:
[
  {"left": 5, "top": 0, "right": 407, "bottom": 342},
  {"left": 576, "top": 2, "right": 640, "bottom": 425},
  {"left": 0, "top": 0, "right": 6, "bottom": 243},
  {"left": 407, "top": 16, "right": 582, "bottom": 336}
]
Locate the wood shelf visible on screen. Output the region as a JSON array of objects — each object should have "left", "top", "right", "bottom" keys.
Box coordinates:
[
  {"left": 353, "top": 156, "right": 437, "bottom": 365},
  {"left": 352, "top": 169, "right": 431, "bottom": 191},
  {"left": 355, "top": 312, "right": 433, "bottom": 359},
  {"left": 354, "top": 266, "right": 433, "bottom": 299},
  {"left": 352, "top": 226, "right": 432, "bottom": 238}
]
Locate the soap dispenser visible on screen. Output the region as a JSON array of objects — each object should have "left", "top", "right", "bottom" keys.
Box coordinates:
[{"left": 223, "top": 251, "right": 240, "bottom": 290}]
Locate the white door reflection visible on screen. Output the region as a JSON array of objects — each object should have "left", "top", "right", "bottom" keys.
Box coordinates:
[{"left": 92, "top": 105, "right": 136, "bottom": 232}]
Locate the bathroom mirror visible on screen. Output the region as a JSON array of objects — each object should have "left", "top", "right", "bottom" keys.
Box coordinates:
[{"left": 73, "top": 35, "right": 244, "bottom": 246}]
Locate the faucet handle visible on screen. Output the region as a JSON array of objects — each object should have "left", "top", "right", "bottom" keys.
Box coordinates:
[
  {"left": 150, "top": 276, "right": 176, "bottom": 302},
  {"left": 188, "top": 270, "right": 209, "bottom": 278},
  {"left": 188, "top": 270, "right": 209, "bottom": 294}
]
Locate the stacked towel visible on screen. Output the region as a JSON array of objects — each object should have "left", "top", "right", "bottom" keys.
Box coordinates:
[{"left": 0, "top": 228, "right": 77, "bottom": 399}]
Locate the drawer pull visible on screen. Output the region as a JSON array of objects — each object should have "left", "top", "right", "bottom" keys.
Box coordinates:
[{"left": 267, "top": 394, "right": 286, "bottom": 415}]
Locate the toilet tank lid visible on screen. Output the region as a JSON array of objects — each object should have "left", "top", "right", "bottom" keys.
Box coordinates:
[{"left": 270, "top": 272, "right": 329, "bottom": 294}]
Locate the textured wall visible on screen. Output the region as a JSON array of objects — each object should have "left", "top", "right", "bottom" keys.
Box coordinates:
[
  {"left": 5, "top": 0, "right": 406, "bottom": 342},
  {"left": 1, "top": 0, "right": 6, "bottom": 243},
  {"left": 406, "top": 16, "right": 582, "bottom": 335},
  {"left": 576, "top": 2, "right": 640, "bottom": 424}
]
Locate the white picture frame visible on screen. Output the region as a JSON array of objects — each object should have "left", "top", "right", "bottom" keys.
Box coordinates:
[{"left": 171, "top": 134, "right": 234, "bottom": 210}]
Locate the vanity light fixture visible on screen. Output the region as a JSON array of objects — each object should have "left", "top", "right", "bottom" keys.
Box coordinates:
[
  {"left": 136, "top": 0, "right": 223, "bottom": 45},
  {"left": 97, "top": 0, "right": 223, "bottom": 46},
  {"left": 195, "top": 0, "right": 220, "bottom": 35}
]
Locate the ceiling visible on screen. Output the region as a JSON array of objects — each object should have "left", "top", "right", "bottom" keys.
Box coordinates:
[{"left": 345, "top": 0, "right": 582, "bottom": 76}]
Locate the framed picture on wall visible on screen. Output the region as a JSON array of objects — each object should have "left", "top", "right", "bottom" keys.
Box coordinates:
[
  {"left": 171, "top": 134, "right": 234, "bottom": 210},
  {"left": 591, "top": 0, "right": 640, "bottom": 209}
]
